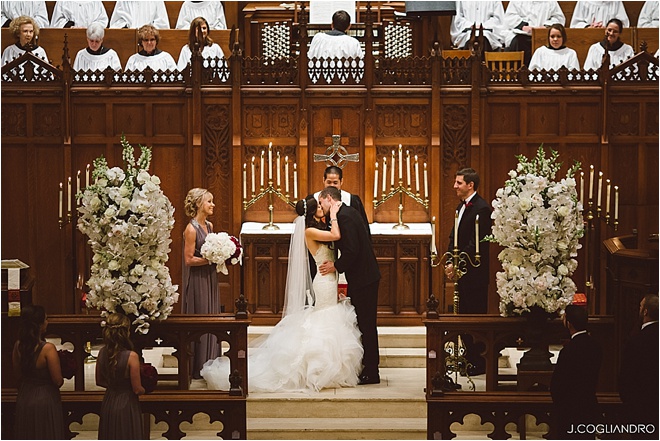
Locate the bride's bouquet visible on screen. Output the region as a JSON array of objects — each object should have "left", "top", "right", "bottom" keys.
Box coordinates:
[{"left": 200, "top": 232, "right": 243, "bottom": 275}]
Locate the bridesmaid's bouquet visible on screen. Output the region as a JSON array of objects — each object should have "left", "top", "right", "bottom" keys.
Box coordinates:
[
  {"left": 200, "top": 232, "right": 243, "bottom": 275},
  {"left": 140, "top": 363, "right": 158, "bottom": 394},
  {"left": 58, "top": 349, "right": 77, "bottom": 379}
]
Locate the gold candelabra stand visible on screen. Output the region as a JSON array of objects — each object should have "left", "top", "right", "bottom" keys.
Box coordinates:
[
  {"left": 373, "top": 179, "right": 428, "bottom": 230},
  {"left": 243, "top": 178, "right": 295, "bottom": 230},
  {"left": 430, "top": 247, "right": 481, "bottom": 314}
]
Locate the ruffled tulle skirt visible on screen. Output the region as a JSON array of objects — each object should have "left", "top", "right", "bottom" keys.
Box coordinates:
[{"left": 201, "top": 300, "right": 363, "bottom": 393}]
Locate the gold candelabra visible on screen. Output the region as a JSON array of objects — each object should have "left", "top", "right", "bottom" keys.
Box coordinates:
[
  {"left": 372, "top": 145, "right": 429, "bottom": 230},
  {"left": 430, "top": 246, "right": 481, "bottom": 314},
  {"left": 242, "top": 143, "right": 297, "bottom": 230}
]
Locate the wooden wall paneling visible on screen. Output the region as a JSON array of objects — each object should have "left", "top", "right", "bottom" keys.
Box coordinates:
[{"left": 374, "top": 239, "right": 396, "bottom": 316}]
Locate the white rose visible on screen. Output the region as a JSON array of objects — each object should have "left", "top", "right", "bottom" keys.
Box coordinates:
[
  {"left": 519, "top": 197, "right": 531, "bottom": 211},
  {"left": 557, "top": 206, "right": 570, "bottom": 218},
  {"left": 557, "top": 264, "right": 569, "bottom": 276},
  {"left": 137, "top": 170, "right": 150, "bottom": 185},
  {"left": 151, "top": 175, "right": 161, "bottom": 185},
  {"left": 104, "top": 206, "right": 117, "bottom": 218},
  {"left": 90, "top": 196, "right": 102, "bottom": 211},
  {"left": 108, "top": 260, "right": 120, "bottom": 271}
]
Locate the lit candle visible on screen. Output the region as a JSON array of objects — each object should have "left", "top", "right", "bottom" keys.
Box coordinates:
[
  {"left": 382, "top": 157, "right": 387, "bottom": 193},
  {"left": 268, "top": 142, "right": 273, "bottom": 181},
  {"left": 406, "top": 150, "right": 411, "bottom": 188},
  {"left": 431, "top": 216, "right": 437, "bottom": 254},
  {"left": 414, "top": 155, "right": 420, "bottom": 193},
  {"left": 243, "top": 163, "right": 247, "bottom": 200},
  {"left": 276, "top": 151, "right": 281, "bottom": 188},
  {"left": 59, "top": 182, "right": 63, "bottom": 218},
  {"left": 260, "top": 151, "right": 265, "bottom": 188},
  {"left": 67, "top": 177, "right": 71, "bottom": 214},
  {"left": 614, "top": 186, "right": 619, "bottom": 220},
  {"left": 454, "top": 210, "right": 459, "bottom": 248},
  {"left": 285, "top": 156, "right": 289, "bottom": 194},
  {"left": 589, "top": 165, "right": 594, "bottom": 200},
  {"left": 85, "top": 164, "right": 90, "bottom": 187},
  {"left": 373, "top": 162, "right": 379, "bottom": 200},
  {"left": 475, "top": 214, "right": 480, "bottom": 254},
  {"left": 76, "top": 170, "right": 80, "bottom": 194},
  {"left": 391, "top": 150, "right": 395, "bottom": 187},
  {"left": 398, "top": 144, "right": 403, "bottom": 181},
  {"left": 251, "top": 156, "right": 256, "bottom": 194},
  {"left": 293, "top": 163, "right": 298, "bottom": 199},
  {"left": 605, "top": 179, "right": 611, "bottom": 215},
  {"left": 424, "top": 163, "right": 429, "bottom": 199},
  {"left": 597, "top": 171, "right": 603, "bottom": 208},
  {"left": 579, "top": 171, "right": 584, "bottom": 205}
]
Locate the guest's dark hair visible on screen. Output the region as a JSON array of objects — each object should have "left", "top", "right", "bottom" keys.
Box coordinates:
[
  {"left": 295, "top": 196, "right": 324, "bottom": 229},
  {"left": 643, "top": 294, "right": 659, "bottom": 321},
  {"left": 18, "top": 305, "right": 46, "bottom": 373},
  {"left": 607, "top": 18, "right": 624, "bottom": 33},
  {"left": 565, "top": 304, "right": 588, "bottom": 331},
  {"left": 188, "top": 16, "right": 214, "bottom": 51},
  {"left": 456, "top": 167, "right": 480, "bottom": 190},
  {"left": 102, "top": 313, "right": 134, "bottom": 379},
  {"left": 332, "top": 10, "right": 351, "bottom": 32},
  {"left": 324, "top": 165, "right": 343, "bottom": 180},
  {"left": 319, "top": 185, "right": 341, "bottom": 201},
  {"left": 547, "top": 23, "right": 568, "bottom": 46}
]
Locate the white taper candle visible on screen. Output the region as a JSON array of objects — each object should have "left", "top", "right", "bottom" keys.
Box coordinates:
[
  {"left": 251, "top": 156, "right": 256, "bottom": 194},
  {"left": 260, "top": 151, "right": 265, "bottom": 188},
  {"left": 59, "top": 182, "right": 63, "bottom": 218},
  {"left": 67, "top": 177, "right": 71, "bottom": 214},
  {"left": 406, "top": 150, "right": 411, "bottom": 188},
  {"left": 589, "top": 165, "right": 594, "bottom": 200},
  {"left": 391, "top": 150, "right": 395, "bottom": 187},
  {"left": 431, "top": 216, "right": 437, "bottom": 254},
  {"left": 414, "top": 155, "right": 420, "bottom": 193},
  {"left": 605, "top": 179, "right": 611, "bottom": 216},
  {"left": 424, "top": 163, "right": 428, "bottom": 199},
  {"left": 285, "top": 156, "right": 289, "bottom": 194},
  {"left": 382, "top": 157, "right": 387, "bottom": 193},
  {"left": 293, "top": 163, "right": 298, "bottom": 199},
  {"left": 243, "top": 164, "right": 247, "bottom": 200},
  {"left": 579, "top": 171, "right": 584, "bottom": 206},
  {"left": 597, "top": 171, "right": 603, "bottom": 208},
  {"left": 276, "top": 151, "right": 281, "bottom": 188},
  {"left": 398, "top": 145, "right": 403, "bottom": 181},
  {"left": 373, "top": 162, "right": 379, "bottom": 200},
  {"left": 268, "top": 143, "right": 273, "bottom": 181},
  {"left": 614, "top": 186, "right": 619, "bottom": 220},
  {"left": 86, "top": 164, "right": 90, "bottom": 187},
  {"left": 454, "top": 210, "right": 459, "bottom": 248},
  {"left": 475, "top": 214, "right": 480, "bottom": 254}
]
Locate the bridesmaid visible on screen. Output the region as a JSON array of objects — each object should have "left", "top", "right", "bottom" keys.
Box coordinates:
[
  {"left": 96, "top": 313, "right": 144, "bottom": 439},
  {"left": 182, "top": 187, "right": 219, "bottom": 379},
  {"left": 12, "top": 305, "right": 64, "bottom": 439}
]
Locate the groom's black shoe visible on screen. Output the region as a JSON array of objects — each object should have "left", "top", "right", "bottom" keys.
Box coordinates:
[{"left": 358, "top": 374, "right": 380, "bottom": 385}]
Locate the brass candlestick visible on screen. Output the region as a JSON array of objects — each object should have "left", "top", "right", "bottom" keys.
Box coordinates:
[{"left": 430, "top": 247, "right": 481, "bottom": 314}]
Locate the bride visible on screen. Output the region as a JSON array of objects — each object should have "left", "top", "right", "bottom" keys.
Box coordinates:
[{"left": 202, "top": 196, "right": 363, "bottom": 392}]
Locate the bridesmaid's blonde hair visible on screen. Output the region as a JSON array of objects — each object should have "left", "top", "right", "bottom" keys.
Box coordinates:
[{"left": 184, "top": 188, "right": 209, "bottom": 217}]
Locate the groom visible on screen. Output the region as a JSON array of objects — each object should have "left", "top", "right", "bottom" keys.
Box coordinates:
[{"left": 318, "top": 186, "right": 381, "bottom": 384}]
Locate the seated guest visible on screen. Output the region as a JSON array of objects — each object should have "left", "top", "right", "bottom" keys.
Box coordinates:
[
  {"left": 177, "top": 16, "right": 225, "bottom": 71},
  {"left": 503, "top": 0, "right": 565, "bottom": 66},
  {"left": 570, "top": 1, "right": 629, "bottom": 29},
  {"left": 1, "top": 1, "right": 48, "bottom": 29},
  {"left": 1, "top": 15, "right": 48, "bottom": 65},
  {"left": 110, "top": 0, "right": 170, "bottom": 29},
  {"left": 73, "top": 23, "right": 122, "bottom": 72},
  {"left": 583, "top": 18, "right": 634, "bottom": 71},
  {"left": 529, "top": 24, "right": 580, "bottom": 71},
  {"left": 308, "top": 10, "right": 363, "bottom": 60},
  {"left": 50, "top": 0, "right": 108, "bottom": 28},
  {"left": 450, "top": 1, "right": 506, "bottom": 52},
  {"left": 125, "top": 24, "right": 177, "bottom": 71},
  {"left": 176, "top": 1, "right": 227, "bottom": 30},
  {"left": 637, "top": 1, "right": 659, "bottom": 28}
]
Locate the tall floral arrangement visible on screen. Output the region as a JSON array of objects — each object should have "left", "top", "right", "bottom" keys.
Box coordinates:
[
  {"left": 78, "top": 135, "right": 179, "bottom": 333},
  {"left": 487, "top": 146, "right": 583, "bottom": 316}
]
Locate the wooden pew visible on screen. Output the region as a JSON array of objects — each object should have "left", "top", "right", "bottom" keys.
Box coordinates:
[
  {"left": 532, "top": 27, "right": 632, "bottom": 67},
  {"left": 2, "top": 28, "right": 235, "bottom": 69},
  {"left": 634, "top": 27, "right": 659, "bottom": 54}
]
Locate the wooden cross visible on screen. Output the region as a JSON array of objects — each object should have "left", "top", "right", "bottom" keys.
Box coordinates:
[{"left": 313, "top": 134, "right": 360, "bottom": 169}]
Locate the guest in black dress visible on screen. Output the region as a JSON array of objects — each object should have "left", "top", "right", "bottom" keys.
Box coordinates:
[
  {"left": 96, "top": 313, "right": 144, "bottom": 439},
  {"left": 12, "top": 304, "right": 64, "bottom": 439}
]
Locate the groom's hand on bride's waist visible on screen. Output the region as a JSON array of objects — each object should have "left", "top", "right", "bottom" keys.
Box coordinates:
[{"left": 318, "top": 261, "right": 336, "bottom": 276}]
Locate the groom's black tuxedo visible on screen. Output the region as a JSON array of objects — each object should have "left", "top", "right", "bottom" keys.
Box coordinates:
[
  {"left": 447, "top": 192, "right": 492, "bottom": 314},
  {"left": 333, "top": 204, "right": 381, "bottom": 376}
]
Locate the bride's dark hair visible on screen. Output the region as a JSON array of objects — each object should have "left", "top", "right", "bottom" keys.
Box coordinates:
[{"left": 295, "top": 196, "right": 326, "bottom": 229}]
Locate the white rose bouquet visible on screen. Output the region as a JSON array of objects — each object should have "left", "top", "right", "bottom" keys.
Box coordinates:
[
  {"left": 77, "top": 135, "right": 179, "bottom": 334},
  {"left": 487, "top": 146, "right": 584, "bottom": 316},
  {"left": 201, "top": 232, "right": 243, "bottom": 275}
]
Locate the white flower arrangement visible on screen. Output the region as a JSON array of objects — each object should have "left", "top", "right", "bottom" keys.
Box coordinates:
[
  {"left": 200, "top": 232, "right": 243, "bottom": 275},
  {"left": 487, "top": 146, "right": 584, "bottom": 316},
  {"left": 77, "top": 135, "right": 179, "bottom": 334}
]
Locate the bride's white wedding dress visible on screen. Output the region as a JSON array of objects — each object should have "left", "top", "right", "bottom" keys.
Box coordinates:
[{"left": 201, "top": 244, "right": 363, "bottom": 392}]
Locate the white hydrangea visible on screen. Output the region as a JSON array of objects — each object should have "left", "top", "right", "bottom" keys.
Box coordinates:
[
  {"left": 487, "top": 146, "right": 584, "bottom": 316},
  {"left": 200, "top": 232, "right": 243, "bottom": 275}
]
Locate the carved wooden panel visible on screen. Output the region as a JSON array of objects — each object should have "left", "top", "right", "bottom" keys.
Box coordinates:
[
  {"left": 33, "top": 104, "right": 62, "bottom": 137},
  {"left": 72, "top": 104, "right": 106, "bottom": 136},
  {"left": 442, "top": 104, "right": 469, "bottom": 173},
  {"left": 113, "top": 104, "right": 147, "bottom": 136},
  {"left": 376, "top": 105, "right": 429, "bottom": 138},
  {"left": 243, "top": 104, "right": 297, "bottom": 138},
  {"left": 610, "top": 103, "right": 640, "bottom": 136},
  {"left": 153, "top": 104, "right": 185, "bottom": 136},
  {"left": 488, "top": 104, "right": 520, "bottom": 135},
  {"left": 646, "top": 102, "right": 659, "bottom": 136},
  {"left": 526, "top": 103, "right": 560, "bottom": 136},
  {"left": 1, "top": 104, "right": 26, "bottom": 137},
  {"left": 566, "top": 103, "right": 600, "bottom": 135}
]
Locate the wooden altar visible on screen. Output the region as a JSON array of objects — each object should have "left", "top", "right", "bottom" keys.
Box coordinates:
[{"left": 241, "top": 222, "right": 431, "bottom": 325}]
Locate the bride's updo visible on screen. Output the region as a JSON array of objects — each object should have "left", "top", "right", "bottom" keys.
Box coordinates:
[{"left": 295, "top": 196, "right": 325, "bottom": 229}]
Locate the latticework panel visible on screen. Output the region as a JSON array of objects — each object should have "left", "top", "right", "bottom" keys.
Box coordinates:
[
  {"left": 261, "top": 21, "right": 291, "bottom": 59},
  {"left": 383, "top": 21, "right": 412, "bottom": 58}
]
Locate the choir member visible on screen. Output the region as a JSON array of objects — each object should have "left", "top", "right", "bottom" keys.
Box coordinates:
[
  {"left": 49, "top": 0, "right": 108, "bottom": 28},
  {"left": 450, "top": 1, "right": 507, "bottom": 52},
  {"left": 529, "top": 24, "right": 580, "bottom": 72},
  {"left": 1, "top": 1, "right": 48, "bottom": 29},
  {"left": 637, "top": 1, "right": 659, "bottom": 28},
  {"left": 1, "top": 15, "right": 49, "bottom": 65},
  {"left": 177, "top": 16, "right": 224, "bottom": 71},
  {"left": 570, "top": 1, "right": 629, "bottom": 29},
  {"left": 73, "top": 23, "right": 122, "bottom": 72},
  {"left": 125, "top": 24, "right": 177, "bottom": 71},
  {"left": 583, "top": 18, "right": 634, "bottom": 71},
  {"left": 176, "top": 1, "right": 226, "bottom": 30},
  {"left": 110, "top": 0, "right": 170, "bottom": 29}
]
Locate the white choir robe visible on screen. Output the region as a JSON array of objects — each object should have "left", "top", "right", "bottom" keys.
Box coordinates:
[
  {"left": 637, "top": 1, "right": 659, "bottom": 28},
  {"left": 307, "top": 32, "right": 363, "bottom": 59},
  {"left": 50, "top": 0, "right": 108, "bottom": 28},
  {"left": 1, "top": 1, "right": 49, "bottom": 29},
  {"left": 177, "top": 43, "right": 225, "bottom": 71},
  {"left": 528, "top": 46, "right": 580, "bottom": 71},
  {"left": 109, "top": 1, "right": 170, "bottom": 29},
  {"left": 73, "top": 48, "right": 122, "bottom": 71},
  {"left": 1, "top": 44, "right": 48, "bottom": 65},
  {"left": 503, "top": 0, "right": 565, "bottom": 47},
  {"left": 570, "top": 1, "right": 629, "bottom": 28},
  {"left": 583, "top": 42, "right": 634, "bottom": 70},
  {"left": 450, "top": 1, "right": 507, "bottom": 50},
  {"left": 176, "top": 1, "right": 227, "bottom": 30},
  {"left": 125, "top": 50, "right": 177, "bottom": 72}
]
